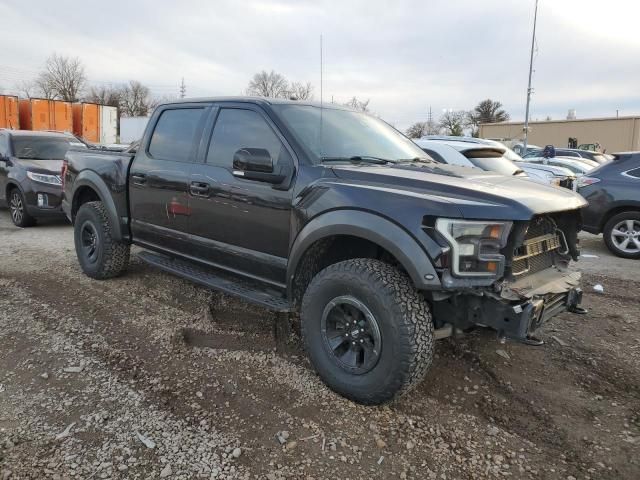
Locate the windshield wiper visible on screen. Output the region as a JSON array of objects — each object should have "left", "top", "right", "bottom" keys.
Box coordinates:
[
  {"left": 320, "top": 155, "right": 392, "bottom": 165},
  {"left": 396, "top": 157, "right": 434, "bottom": 164}
]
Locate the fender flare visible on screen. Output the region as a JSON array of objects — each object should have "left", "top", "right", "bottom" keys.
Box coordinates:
[
  {"left": 287, "top": 209, "right": 440, "bottom": 293},
  {"left": 71, "top": 170, "right": 124, "bottom": 241}
]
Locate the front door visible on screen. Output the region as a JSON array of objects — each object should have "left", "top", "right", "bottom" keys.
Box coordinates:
[
  {"left": 0, "top": 132, "right": 10, "bottom": 204},
  {"left": 129, "top": 105, "right": 208, "bottom": 254},
  {"left": 188, "top": 106, "right": 295, "bottom": 286}
]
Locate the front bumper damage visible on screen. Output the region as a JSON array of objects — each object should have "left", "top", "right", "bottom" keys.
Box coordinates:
[{"left": 432, "top": 268, "right": 584, "bottom": 343}]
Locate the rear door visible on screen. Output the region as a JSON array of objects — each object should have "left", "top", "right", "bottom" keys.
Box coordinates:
[
  {"left": 129, "top": 104, "right": 209, "bottom": 254},
  {"left": 188, "top": 105, "right": 295, "bottom": 285}
]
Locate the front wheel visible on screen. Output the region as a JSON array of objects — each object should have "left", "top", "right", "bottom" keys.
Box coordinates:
[
  {"left": 603, "top": 212, "right": 640, "bottom": 259},
  {"left": 301, "top": 259, "right": 434, "bottom": 405},
  {"left": 9, "top": 188, "right": 36, "bottom": 228},
  {"left": 74, "top": 201, "right": 130, "bottom": 279}
]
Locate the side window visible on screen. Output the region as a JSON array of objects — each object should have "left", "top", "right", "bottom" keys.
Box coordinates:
[
  {"left": 0, "top": 134, "right": 8, "bottom": 157},
  {"left": 207, "top": 109, "right": 287, "bottom": 168},
  {"left": 148, "top": 108, "right": 205, "bottom": 162}
]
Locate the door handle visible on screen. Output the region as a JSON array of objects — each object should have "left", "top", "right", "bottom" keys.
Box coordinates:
[
  {"left": 190, "top": 181, "right": 210, "bottom": 197},
  {"left": 131, "top": 173, "right": 147, "bottom": 185}
]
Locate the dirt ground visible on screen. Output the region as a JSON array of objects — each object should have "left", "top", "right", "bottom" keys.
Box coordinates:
[{"left": 0, "top": 212, "right": 638, "bottom": 480}]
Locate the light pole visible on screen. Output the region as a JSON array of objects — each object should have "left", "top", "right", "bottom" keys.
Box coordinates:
[{"left": 523, "top": 0, "right": 539, "bottom": 153}]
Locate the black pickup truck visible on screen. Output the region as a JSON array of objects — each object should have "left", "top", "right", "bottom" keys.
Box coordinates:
[{"left": 62, "top": 97, "right": 587, "bottom": 404}]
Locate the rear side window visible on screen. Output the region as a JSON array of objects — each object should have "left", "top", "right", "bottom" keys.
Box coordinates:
[
  {"left": 625, "top": 167, "right": 640, "bottom": 179},
  {"left": 148, "top": 108, "right": 205, "bottom": 162},
  {"left": 206, "top": 108, "right": 285, "bottom": 168}
]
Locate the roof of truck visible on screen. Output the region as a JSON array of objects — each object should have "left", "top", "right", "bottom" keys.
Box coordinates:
[{"left": 157, "top": 96, "right": 355, "bottom": 110}]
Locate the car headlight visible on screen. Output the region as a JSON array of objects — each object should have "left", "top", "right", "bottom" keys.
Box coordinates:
[
  {"left": 27, "top": 171, "right": 62, "bottom": 185},
  {"left": 435, "top": 219, "right": 512, "bottom": 277},
  {"left": 576, "top": 176, "right": 600, "bottom": 188}
]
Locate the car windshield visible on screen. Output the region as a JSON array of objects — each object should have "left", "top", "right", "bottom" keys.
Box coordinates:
[
  {"left": 12, "top": 136, "right": 70, "bottom": 160},
  {"left": 273, "top": 104, "right": 431, "bottom": 164}
]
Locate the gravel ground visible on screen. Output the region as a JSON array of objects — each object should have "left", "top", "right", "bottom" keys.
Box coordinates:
[{"left": 0, "top": 212, "right": 638, "bottom": 480}]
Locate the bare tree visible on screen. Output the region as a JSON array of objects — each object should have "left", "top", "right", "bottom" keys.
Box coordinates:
[
  {"left": 84, "top": 85, "right": 121, "bottom": 107},
  {"left": 34, "top": 73, "right": 58, "bottom": 99},
  {"left": 246, "top": 70, "right": 289, "bottom": 98},
  {"left": 406, "top": 120, "right": 440, "bottom": 138},
  {"left": 344, "top": 96, "right": 370, "bottom": 112},
  {"left": 37, "top": 54, "right": 86, "bottom": 102},
  {"left": 288, "top": 81, "right": 313, "bottom": 100},
  {"left": 14, "top": 80, "right": 37, "bottom": 99},
  {"left": 119, "top": 81, "right": 154, "bottom": 117},
  {"left": 439, "top": 110, "right": 467, "bottom": 136}
]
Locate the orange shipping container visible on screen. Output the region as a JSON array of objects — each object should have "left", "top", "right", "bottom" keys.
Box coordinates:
[
  {"left": 18, "top": 98, "right": 73, "bottom": 132},
  {"left": 0, "top": 95, "right": 20, "bottom": 129},
  {"left": 73, "top": 103, "right": 100, "bottom": 142}
]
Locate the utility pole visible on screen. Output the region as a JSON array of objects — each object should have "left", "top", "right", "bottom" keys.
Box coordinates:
[
  {"left": 179, "top": 78, "right": 186, "bottom": 99},
  {"left": 523, "top": 0, "right": 538, "bottom": 153}
]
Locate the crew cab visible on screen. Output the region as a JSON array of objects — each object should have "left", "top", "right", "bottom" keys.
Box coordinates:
[{"left": 62, "top": 98, "right": 587, "bottom": 404}]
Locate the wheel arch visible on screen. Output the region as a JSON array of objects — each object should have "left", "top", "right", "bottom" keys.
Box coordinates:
[
  {"left": 287, "top": 210, "right": 440, "bottom": 305},
  {"left": 600, "top": 204, "right": 640, "bottom": 231},
  {"left": 71, "top": 171, "right": 123, "bottom": 241}
]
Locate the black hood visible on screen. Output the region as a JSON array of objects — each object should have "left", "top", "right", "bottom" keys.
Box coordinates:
[
  {"left": 15, "top": 158, "right": 64, "bottom": 175},
  {"left": 331, "top": 163, "right": 587, "bottom": 221}
]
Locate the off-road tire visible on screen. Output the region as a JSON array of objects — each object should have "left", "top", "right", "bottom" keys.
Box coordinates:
[
  {"left": 8, "top": 188, "right": 36, "bottom": 228},
  {"left": 301, "top": 258, "right": 434, "bottom": 404},
  {"left": 603, "top": 211, "right": 640, "bottom": 259},
  {"left": 74, "top": 201, "right": 130, "bottom": 279}
]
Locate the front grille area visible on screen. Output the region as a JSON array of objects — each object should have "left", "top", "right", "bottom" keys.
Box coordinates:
[{"left": 512, "top": 216, "right": 561, "bottom": 276}]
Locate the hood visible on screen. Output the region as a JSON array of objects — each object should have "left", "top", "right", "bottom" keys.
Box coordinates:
[
  {"left": 330, "top": 163, "right": 587, "bottom": 221},
  {"left": 15, "top": 158, "right": 63, "bottom": 175}
]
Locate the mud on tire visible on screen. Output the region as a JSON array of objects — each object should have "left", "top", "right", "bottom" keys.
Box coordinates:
[
  {"left": 301, "top": 258, "right": 434, "bottom": 405},
  {"left": 74, "top": 201, "right": 130, "bottom": 279}
]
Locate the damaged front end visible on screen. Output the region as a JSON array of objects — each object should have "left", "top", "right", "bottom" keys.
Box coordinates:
[{"left": 431, "top": 210, "right": 585, "bottom": 344}]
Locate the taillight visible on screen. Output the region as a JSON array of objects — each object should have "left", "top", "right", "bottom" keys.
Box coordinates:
[{"left": 576, "top": 176, "right": 600, "bottom": 189}]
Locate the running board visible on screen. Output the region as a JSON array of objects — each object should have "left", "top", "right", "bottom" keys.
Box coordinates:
[{"left": 138, "top": 251, "right": 292, "bottom": 312}]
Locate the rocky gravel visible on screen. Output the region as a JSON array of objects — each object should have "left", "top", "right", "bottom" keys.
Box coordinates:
[{"left": 0, "top": 213, "right": 639, "bottom": 479}]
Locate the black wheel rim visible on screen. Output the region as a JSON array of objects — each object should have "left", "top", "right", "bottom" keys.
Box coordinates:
[
  {"left": 9, "top": 192, "right": 23, "bottom": 225},
  {"left": 80, "top": 220, "right": 100, "bottom": 264},
  {"left": 321, "top": 296, "right": 382, "bottom": 375}
]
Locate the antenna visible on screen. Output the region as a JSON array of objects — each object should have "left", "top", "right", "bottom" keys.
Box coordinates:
[
  {"left": 320, "top": 34, "right": 324, "bottom": 157},
  {"left": 179, "top": 78, "right": 186, "bottom": 99},
  {"left": 523, "top": 0, "right": 539, "bottom": 153}
]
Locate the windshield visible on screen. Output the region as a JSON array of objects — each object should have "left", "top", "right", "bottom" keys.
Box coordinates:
[
  {"left": 12, "top": 136, "right": 70, "bottom": 160},
  {"left": 273, "top": 105, "right": 430, "bottom": 163}
]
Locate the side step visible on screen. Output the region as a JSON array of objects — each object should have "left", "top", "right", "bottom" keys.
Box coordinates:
[{"left": 138, "top": 251, "right": 292, "bottom": 312}]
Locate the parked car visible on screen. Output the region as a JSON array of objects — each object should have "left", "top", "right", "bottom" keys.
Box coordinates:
[
  {"left": 62, "top": 97, "right": 587, "bottom": 404},
  {"left": 414, "top": 139, "right": 527, "bottom": 176},
  {"left": 417, "top": 137, "right": 577, "bottom": 190},
  {"left": 521, "top": 156, "right": 597, "bottom": 176},
  {"left": 578, "top": 152, "right": 640, "bottom": 258},
  {"left": 0, "top": 129, "right": 72, "bottom": 227},
  {"left": 524, "top": 147, "right": 609, "bottom": 164},
  {"left": 511, "top": 142, "right": 541, "bottom": 156}
]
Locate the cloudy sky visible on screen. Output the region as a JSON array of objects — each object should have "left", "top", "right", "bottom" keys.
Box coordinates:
[{"left": 1, "top": 0, "right": 638, "bottom": 129}]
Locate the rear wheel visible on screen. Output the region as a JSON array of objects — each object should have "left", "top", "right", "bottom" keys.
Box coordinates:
[
  {"left": 603, "top": 212, "right": 640, "bottom": 259},
  {"left": 74, "top": 201, "right": 130, "bottom": 279},
  {"left": 301, "top": 259, "right": 434, "bottom": 404},
  {"left": 9, "top": 188, "right": 35, "bottom": 228}
]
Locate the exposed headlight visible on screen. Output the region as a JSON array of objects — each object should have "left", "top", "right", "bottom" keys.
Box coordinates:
[
  {"left": 435, "top": 219, "right": 512, "bottom": 277},
  {"left": 27, "top": 171, "right": 62, "bottom": 185}
]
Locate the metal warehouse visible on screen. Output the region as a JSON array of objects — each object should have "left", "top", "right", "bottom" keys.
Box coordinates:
[{"left": 479, "top": 116, "right": 640, "bottom": 154}]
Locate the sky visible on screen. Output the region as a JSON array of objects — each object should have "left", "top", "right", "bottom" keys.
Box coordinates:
[{"left": 0, "top": 0, "right": 639, "bottom": 130}]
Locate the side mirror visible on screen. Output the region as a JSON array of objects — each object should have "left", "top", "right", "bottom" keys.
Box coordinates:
[
  {"left": 232, "top": 148, "right": 287, "bottom": 185},
  {"left": 233, "top": 148, "right": 273, "bottom": 173}
]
